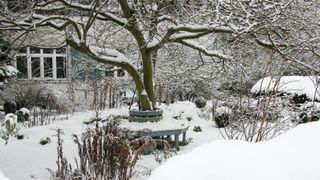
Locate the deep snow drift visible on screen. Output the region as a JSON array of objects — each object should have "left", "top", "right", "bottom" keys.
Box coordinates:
[{"left": 149, "top": 121, "right": 320, "bottom": 180}]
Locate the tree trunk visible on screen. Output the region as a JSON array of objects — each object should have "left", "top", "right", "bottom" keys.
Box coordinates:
[
  {"left": 141, "top": 50, "right": 155, "bottom": 109},
  {"left": 66, "top": 40, "right": 152, "bottom": 110}
]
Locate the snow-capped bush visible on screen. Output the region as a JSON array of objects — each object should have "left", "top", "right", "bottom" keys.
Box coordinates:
[
  {"left": 4, "top": 113, "right": 17, "bottom": 125},
  {"left": 291, "top": 94, "right": 309, "bottom": 104},
  {"left": 251, "top": 76, "right": 320, "bottom": 101},
  {"left": 1, "top": 113, "right": 18, "bottom": 144},
  {"left": 0, "top": 65, "right": 18, "bottom": 77},
  {"left": 213, "top": 106, "right": 232, "bottom": 128},
  {"left": 194, "top": 99, "right": 207, "bottom": 109},
  {"left": 16, "top": 107, "right": 30, "bottom": 123},
  {"left": 50, "top": 121, "right": 171, "bottom": 180},
  {"left": 39, "top": 136, "right": 51, "bottom": 145},
  {"left": 297, "top": 108, "right": 320, "bottom": 124},
  {"left": 193, "top": 125, "right": 202, "bottom": 132},
  {"left": 214, "top": 113, "right": 230, "bottom": 128}
]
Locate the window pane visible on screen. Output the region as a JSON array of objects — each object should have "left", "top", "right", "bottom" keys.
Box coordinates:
[
  {"left": 44, "top": 57, "right": 53, "bottom": 78},
  {"left": 117, "top": 69, "right": 125, "bottom": 77},
  {"left": 56, "top": 57, "right": 66, "bottom": 78},
  {"left": 43, "top": 48, "right": 53, "bottom": 54},
  {"left": 16, "top": 56, "right": 27, "bottom": 78},
  {"left": 31, "top": 57, "right": 40, "bottom": 78},
  {"left": 56, "top": 47, "right": 66, "bottom": 54},
  {"left": 30, "top": 47, "right": 40, "bottom": 54}
]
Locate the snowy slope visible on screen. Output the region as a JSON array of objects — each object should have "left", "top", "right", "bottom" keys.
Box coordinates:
[{"left": 149, "top": 121, "right": 320, "bottom": 180}]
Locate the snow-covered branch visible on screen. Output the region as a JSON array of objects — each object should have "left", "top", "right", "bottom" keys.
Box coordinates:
[
  {"left": 67, "top": 35, "right": 132, "bottom": 66},
  {"left": 147, "top": 24, "right": 235, "bottom": 52},
  {"left": 178, "top": 40, "right": 232, "bottom": 61},
  {"left": 35, "top": 0, "right": 126, "bottom": 27}
]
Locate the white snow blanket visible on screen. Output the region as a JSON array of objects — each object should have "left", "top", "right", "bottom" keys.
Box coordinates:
[
  {"left": 251, "top": 76, "right": 320, "bottom": 100},
  {"left": 149, "top": 121, "right": 320, "bottom": 180}
]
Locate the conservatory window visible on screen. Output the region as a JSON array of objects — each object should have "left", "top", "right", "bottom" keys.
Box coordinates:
[
  {"left": 44, "top": 57, "right": 53, "bottom": 78},
  {"left": 15, "top": 46, "right": 67, "bottom": 79},
  {"left": 31, "top": 57, "right": 40, "bottom": 78}
]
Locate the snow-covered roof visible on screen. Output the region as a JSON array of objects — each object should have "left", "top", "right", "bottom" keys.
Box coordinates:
[
  {"left": 250, "top": 76, "right": 320, "bottom": 101},
  {"left": 149, "top": 121, "right": 320, "bottom": 180}
]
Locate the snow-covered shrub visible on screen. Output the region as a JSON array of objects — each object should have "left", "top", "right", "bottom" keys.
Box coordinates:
[
  {"left": 0, "top": 113, "right": 18, "bottom": 144},
  {"left": 3, "top": 101, "right": 16, "bottom": 114},
  {"left": 214, "top": 107, "right": 232, "bottom": 128},
  {"left": 292, "top": 102, "right": 320, "bottom": 124},
  {"left": 2, "top": 83, "right": 72, "bottom": 113},
  {"left": 298, "top": 110, "right": 320, "bottom": 124},
  {"left": 214, "top": 113, "right": 230, "bottom": 128},
  {"left": 291, "top": 93, "right": 309, "bottom": 104},
  {"left": 251, "top": 76, "right": 320, "bottom": 101},
  {"left": 15, "top": 134, "right": 24, "bottom": 140},
  {"left": 220, "top": 97, "right": 292, "bottom": 142},
  {"left": 193, "top": 125, "right": 202, "bottom": 132},
  {"left": 194, "top": 99, "right": 206, "bottom": 108},
  {"left": 50, "top": 119, "right": 171, "bottom": 180},
  {"left": 39, "top": 136, "right": 51, "bottom": 145},
  {"left": 40, "top": 86, "right": 73, "bottom": 113},
  {"left": 1, "top": 83, "right": 73, "bottom": 127},
  {"left": 16, "top": 107, "right": 30, "bottom": 123}
]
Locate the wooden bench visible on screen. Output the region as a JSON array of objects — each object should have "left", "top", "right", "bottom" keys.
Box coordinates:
[{"left": 144, "top": 126, "right": 189, "bottom": 150}]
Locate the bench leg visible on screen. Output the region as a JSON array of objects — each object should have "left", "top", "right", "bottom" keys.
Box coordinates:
[
  {"left": 174, "top": 134, "right": 179, "bottom": 150},
  {"left": 182, "top": 132, "right": 186, "bottom": 143}
]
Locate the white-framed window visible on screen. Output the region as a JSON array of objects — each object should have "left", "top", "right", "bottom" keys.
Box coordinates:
[{"left": 15, "top": 46, "right": 68, "bottom": 79}]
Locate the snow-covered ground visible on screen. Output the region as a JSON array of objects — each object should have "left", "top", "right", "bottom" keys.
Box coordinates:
[
  {"left": 149, "top": 120, "right": 320, "bottom": 180},
  {"left": 0, "top": 101, "right": 222, "bottom": 180}
]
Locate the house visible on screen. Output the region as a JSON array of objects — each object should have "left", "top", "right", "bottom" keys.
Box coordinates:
[{"left": 3, "top": 29, "right": 134, "bottom": 111}]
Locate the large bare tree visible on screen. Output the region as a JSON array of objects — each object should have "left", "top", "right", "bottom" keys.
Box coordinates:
[{"left": 0, "top": 0, "right": 319, "bottom": 110}]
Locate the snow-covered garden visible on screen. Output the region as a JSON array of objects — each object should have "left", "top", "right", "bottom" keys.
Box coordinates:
[
  {"left": 1, "top": 0, "right": 320, "bottom": 180},
  {"left": 0, "top": 102, "right": 222, "bottom": 180},
  {"left": 1, "top": 94, "right": 320, "bottom": 179}
]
